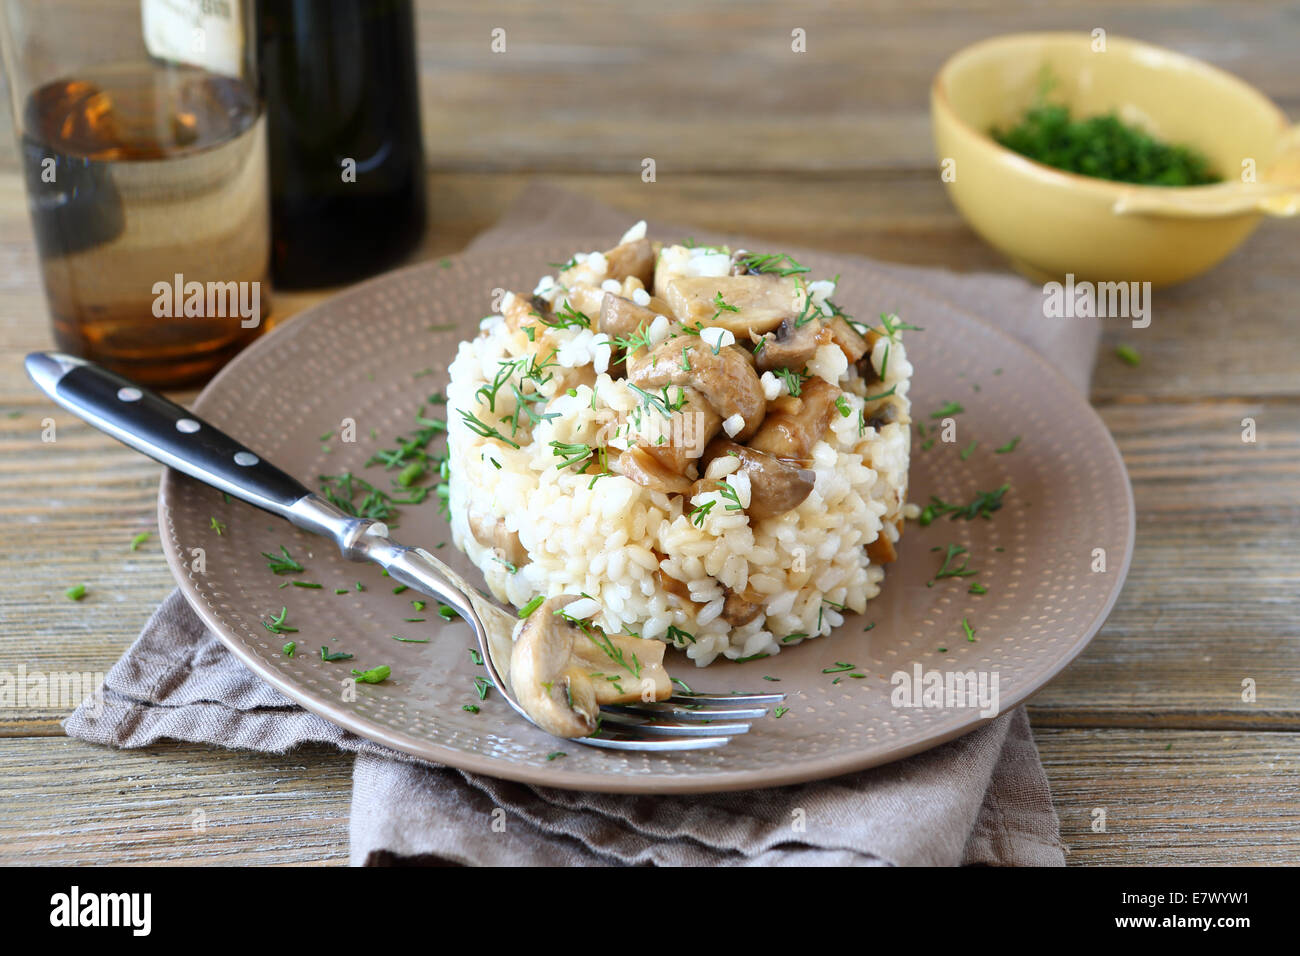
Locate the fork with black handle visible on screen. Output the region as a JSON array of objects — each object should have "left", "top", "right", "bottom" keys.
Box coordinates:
[{"left": 26, "top": 352, "right": 784, "bottom": 750}]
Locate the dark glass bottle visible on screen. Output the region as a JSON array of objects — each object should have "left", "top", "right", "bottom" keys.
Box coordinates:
[{"left": 257, "top": 0, "right": 426, "bottom": 289}]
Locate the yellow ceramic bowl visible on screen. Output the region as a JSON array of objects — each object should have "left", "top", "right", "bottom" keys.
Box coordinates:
[{"left": 931, "top": 32, "right": 1299, "bottom": 287}]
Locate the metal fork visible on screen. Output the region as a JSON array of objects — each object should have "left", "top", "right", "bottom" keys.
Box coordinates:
[{"left": 25, "top": 352, "right": 784, "bottom": 751}]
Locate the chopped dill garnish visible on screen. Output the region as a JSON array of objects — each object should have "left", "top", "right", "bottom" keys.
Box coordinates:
[
  {"left": 261, "top": 545, "right": 304, "bottom": 575},
  {"left": 930, "top": 400, "right": 965, "bottom": 419},
  {"left": 736, "top": 252, "right": 810, "bottom": 277},
  {"left": 459, "top": 409, "right": 521, "bottom": 448},
  {"left": 928, "top": 544, "right": 978, "bottom": 586},
  {"left": 262, "top": 607, "right": 297, "bottom": 635},
  {"left": 775, "top": 366, "right": 807, "bottom": 397},
  {"left": 919, "top": 483, "right": 1010, "bottom": 525}
]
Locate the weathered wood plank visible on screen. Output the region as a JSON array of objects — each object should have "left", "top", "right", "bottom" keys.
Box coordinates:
[
  {"left": 1037, "top": 728, "right": 1300, "bottom": 865},
  {"left": 0, "top": 737, "right": 351, "bottom": 865},
  {"left": 0, "top": 730, "right": 1293, "bottom": 865},
  {"left": 1, "top": 1, "right": 1297, "bottom": 173}
]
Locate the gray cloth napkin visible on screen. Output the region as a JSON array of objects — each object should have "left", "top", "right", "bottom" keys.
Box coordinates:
[{"left": 66, "top": 183, "right": 1098, "bottom": 866}]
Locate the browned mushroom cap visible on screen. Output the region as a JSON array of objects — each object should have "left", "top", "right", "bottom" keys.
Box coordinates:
[
  {"left": 700, "top": 437, "right": 816, "bottom": 520},
  {"left": 602, "top": 237, "right": 656, "bottom": 287},
  {"left": 468, "top": 512, "right": 529, "bottom": 568},
  {"left": 618, "top": 444, "right": 695, "bottom": 496},
  {"left": 755, "top": 315, "right": 832, "bottom": 374},
  {"left": 661, "top": 275, "right": 801, "bottom": 337},
  {"left": 598, "top": 292, "right": 659, "bottom": 343},
  {"left": 598, "top": 292, "right": 661, "bottom": 377},
  {"left": 628, "top": 338, "right": 766, "bottom": 442},
  {"left": 510, "top": 596, "right": 672, "bottom": 738},
  {"left": 721, "top": 588, "right": 764, "bottom": 626},
  {"left": 748, "top": 377, "right": 842, "bottom": 462}
]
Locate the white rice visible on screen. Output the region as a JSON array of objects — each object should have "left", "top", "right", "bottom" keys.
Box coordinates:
[{"left": 445, "top": 234, "right": 914, "bottom": 666}]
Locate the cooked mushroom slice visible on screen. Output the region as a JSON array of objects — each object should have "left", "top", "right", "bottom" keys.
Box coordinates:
[
  {"left": 863, "top": 392, "right": 905, "bottom": 431},
  {"left": 602, "top": 237, "right": 656, "bottom": 287},
  {"left": 467, "top": 512, "right": 529, "bottom": 568},
  {"left": 510, "top": 596, "right": 672, "bottom": 738},
  {"left": 866, "top": 528, "right": 898, "bottom": 564},
  {"left": 618, "top": 444, "right": 695, "bottom": 495},
  {"left": 755, "top": 315, "right": 832, "bottom": 374},
  {"left": 825, "top": 313, "right": 869, "bottom": 364},
  {"left": 748, "top": 377, "right": 842, "bottom": 461},
  {"left": 598, "top": 291, "right": 659, "bottom": 342},
  {"left": 700, "top": 437, "right": 815, "bottom": 520},
  {"left": 598, "top": 292, "right": 660, "bottom": 376},
  {"left": 855, "top": 328, "right": 886, "bottom": 383},
  {"left": 661, "top": 275, "right": 802, "bottom": 337},
  {"left": 501, "top": 291, "right": 549, "bottom": 334},
  {"left": 721, "top": 588, "right": 763, "bottom": 626},
  {"left": 629, "top": 338, "right": 766, "bottom": 442}
]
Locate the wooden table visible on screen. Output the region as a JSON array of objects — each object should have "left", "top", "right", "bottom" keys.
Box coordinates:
[{"left": 1, "top": 1, "right": 1297, "bottom": 865}]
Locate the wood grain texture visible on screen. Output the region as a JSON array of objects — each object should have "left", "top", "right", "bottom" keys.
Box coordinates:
[
  {"left": 0, "top": 737, "right": 351, "bottom": 865},
  {"left": 1037, "top": 729, "right": 1300, "bottom": 866},
  {"left": 0, "top": 731, "right": 1293, "bottom": 865}
]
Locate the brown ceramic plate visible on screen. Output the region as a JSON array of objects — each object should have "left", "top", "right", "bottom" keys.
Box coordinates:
[{"left": 159, "top": 240, "right": 1134, "bottom": 793}]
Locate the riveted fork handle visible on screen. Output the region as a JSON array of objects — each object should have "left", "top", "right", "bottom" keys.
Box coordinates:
[{"left": 23, "top": 351, "right": 359, "bottom": 540}]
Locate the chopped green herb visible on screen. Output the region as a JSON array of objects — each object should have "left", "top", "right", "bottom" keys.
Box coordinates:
[
  {"left": 519, "top": 595, "right": 545, "bottom": 618},
  {"left": 994, "top": 436, "right": 1022, "bottom": 454},
  {"left": 320, "top": 646, "right": 354, "bottom": 662},
  {"left": 129, "top": 531, "right": 151, "bottom": 552},
  {"left": 282, "top": 642, "right": 296, "bottom": 657},
  {"left": 351, "top": 665, "right": 390, "bottom": 684},
  {"left": 1116, "top": 344, "right": 1141, "bottom": 367},
  {"left": 930, "top": 401, "right": 965, "bottom": 419},
  {"left": 928, "top": 544, "right": 978, "bottom": 586},
  {"left": 962, "top": 617, "right": 977, "bottom": 642},
  {"left": 262, "top": 607, "right": 297, "bottom": 634},
  {"left": 65, "top": 584, "right": 86, "bottom": 601}
]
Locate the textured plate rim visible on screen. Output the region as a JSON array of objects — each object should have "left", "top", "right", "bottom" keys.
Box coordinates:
[{"left": 158, "top": 242, "right": 1135, "bottom": 793}]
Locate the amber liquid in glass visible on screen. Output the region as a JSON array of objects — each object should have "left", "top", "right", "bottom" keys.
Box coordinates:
[{"left": 22, "top": 63, "right": 271, "bottom": 387}]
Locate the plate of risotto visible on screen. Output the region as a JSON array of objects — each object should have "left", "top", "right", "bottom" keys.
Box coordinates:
[{"left": 159, "top": 223, "right": 1134, "bottom": 792}]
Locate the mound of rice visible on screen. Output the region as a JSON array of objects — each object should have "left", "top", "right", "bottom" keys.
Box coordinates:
[{"left": 446, "top": 223, "right": 914, "bottom": 666}]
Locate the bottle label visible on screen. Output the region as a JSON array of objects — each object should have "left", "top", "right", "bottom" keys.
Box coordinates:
[{"left": 141, "top": 0, "right": 244, "bottom": 78}]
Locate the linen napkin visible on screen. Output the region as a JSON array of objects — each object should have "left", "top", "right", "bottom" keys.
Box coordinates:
[{"left": 66, "top": 183, "right": 1098, "bottom": 866}]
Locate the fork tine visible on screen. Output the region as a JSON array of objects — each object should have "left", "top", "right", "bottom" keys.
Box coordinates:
[
  {"left": 597, "top": 710, "right": 752, "bottom": 737},
  {"left": 579, "top": 732, "right": 731, "bottom": 751},
  {"left": 606, "top": 702, "right": 771, "bottom": 721},
  {"left": 670, "top": 692, "right": 786, "bottom": 705}
]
